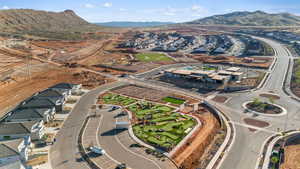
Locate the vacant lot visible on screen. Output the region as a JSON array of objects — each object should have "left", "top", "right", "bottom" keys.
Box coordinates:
[
  {"left": 135, "top": 53, "right": 172, "bottom": 62},
  {"left": 281, "top": 138, "right": 300, "bottom": 169}
]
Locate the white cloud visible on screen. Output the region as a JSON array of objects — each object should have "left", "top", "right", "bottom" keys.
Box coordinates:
[
  {"left": 2, "top": 6, "right": 9, "bottom": 10},
  {"left": 103, "top": 2, "right": 112, "bottom": 8},
  {"left": 84, "top": 3, "right": 95, "bottom": 8}
]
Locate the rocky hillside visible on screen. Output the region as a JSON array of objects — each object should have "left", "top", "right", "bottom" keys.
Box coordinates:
[
  {"left": 189, "top": 11, "right": 300, "bottom": 26},
  {"left": 0, "top": 9, "right": 105, "bottom": 39}
]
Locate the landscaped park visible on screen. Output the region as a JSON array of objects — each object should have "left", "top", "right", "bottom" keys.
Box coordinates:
[
  {"left": 99, "top": 93, "right": 197, "bottom": 152},
  {"left": 135, "top": 52, "right": 172, "bottom": 62}
]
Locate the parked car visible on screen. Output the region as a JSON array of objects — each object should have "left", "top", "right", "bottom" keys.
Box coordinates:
[
  {"left": 89, "top": 146, "right": 106, "bottom": 155},
  {"left": 116, "top": 163, "right": 127, "bottom": 169},
  {"left": 109, "top": 106, "right": 120, "bottom": 112}
]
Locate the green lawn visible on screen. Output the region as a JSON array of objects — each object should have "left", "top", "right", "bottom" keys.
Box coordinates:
[
  {"left": 135, "top": 53, "right": 172, "bottom": 62},
  {"left": 162, "top": 96, "right": 185, "bottom": 105},
  {"left": 130, "top": 101, "right": 196, "bottom": 151},
  {"left": 100, "top": 93, "right": 197, "bottom": 151}
]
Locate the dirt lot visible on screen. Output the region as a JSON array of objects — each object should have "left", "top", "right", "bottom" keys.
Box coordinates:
[
  {"left": 111, "top": 85, "right": 199, "bottom": 105},
  {"left": 281, "top": 138, "right": 300, "bottom": 169},
  {"left": 192, "top": 55, "right": 273, "bottom": 69},
  {"left": 172, "top": 111, "right": 221, "bottom": 169},
  {"left": 0, "top": 65, "right": 111, "bottom": 117},
  {"left": 212, "top": 96, "right": 228, "bottom": 103}
]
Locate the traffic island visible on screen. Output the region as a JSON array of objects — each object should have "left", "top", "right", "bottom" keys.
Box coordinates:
[{"left": 243, "top": 100, "right": 287, "bottom": 116}]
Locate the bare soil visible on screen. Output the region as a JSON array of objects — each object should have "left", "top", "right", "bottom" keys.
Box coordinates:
[{"left": 281, "top": 138, "right": 300, "bottom": 169}]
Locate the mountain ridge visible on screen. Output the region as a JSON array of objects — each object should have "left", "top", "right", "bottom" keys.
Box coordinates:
[{"left": 188, "top": 10, "right": 300, "bottom": 26}]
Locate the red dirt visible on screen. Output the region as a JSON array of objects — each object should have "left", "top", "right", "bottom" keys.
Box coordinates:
[{"left": 171, "top": 112, "right": 220, "bottom": 169}]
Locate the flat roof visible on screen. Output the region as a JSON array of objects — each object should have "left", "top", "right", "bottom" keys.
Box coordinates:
[
  {"left": 212, "top": 75, "right": 228, "bottom": 81},
  {"left": 226, "top": 67, "right": 241, "bottom": 72},
  {"left": 218, "top": 70, "right": 233, "bottom": 75},
  {"left": 172, "top": 70, "right": 192, "bottom": 75},
  {"left": 191, "top": 70, "right": 214, "bottom": 75}
]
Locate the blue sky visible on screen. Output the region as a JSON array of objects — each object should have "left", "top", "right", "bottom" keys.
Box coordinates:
[{"left": 0, "top": 0, "right": 300, "bottom": 22}]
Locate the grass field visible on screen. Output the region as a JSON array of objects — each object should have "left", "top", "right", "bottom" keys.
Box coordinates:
[
  {"left": 135, "top": 53, "right": 172, "bottom": 62},
  {"left": 129, "top": 102, "right": 196, "bottom": 151},
  {"left": 162, "top": 96, "right": 185, "bottom": 105},
  {"left": 102, "top": 93, "right": 137, "bottom": 106}
]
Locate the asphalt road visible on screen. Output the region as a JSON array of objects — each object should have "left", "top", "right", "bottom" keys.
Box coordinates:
[
  {"left": 97, "top": 108, "right": 163, "bottom": 169},
  {"left": 218, "top": 36, "right": 300, "bottom": 169},
  {"left": 49, "top": 82, "right": 126, "bottom": 169}
]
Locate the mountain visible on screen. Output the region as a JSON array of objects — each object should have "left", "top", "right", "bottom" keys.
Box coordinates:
[
  {"left": 188, "top": 11, "right": 300, "bottom": 26},
  {"left": 96, "top": 21, "right": 174, "bottom": 28},
  {"left": 0, "top": 9, "right": 104, "bottom": 39}
]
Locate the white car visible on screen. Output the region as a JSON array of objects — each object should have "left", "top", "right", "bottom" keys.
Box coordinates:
[{"left": 89, "top": 146, "right": 106, "bottom": 155}]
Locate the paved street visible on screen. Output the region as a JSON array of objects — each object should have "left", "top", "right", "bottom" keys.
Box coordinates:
[{"left": 49, "top": 82, "right": 126, "bottom": 169}]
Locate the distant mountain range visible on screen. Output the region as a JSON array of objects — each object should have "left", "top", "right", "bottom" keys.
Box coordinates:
[
  {"left": 96, "top": 21, "right": 174, "bottom": 28},
  {"left": 189, "top": 10, "right": 300, "bottom": 26}
]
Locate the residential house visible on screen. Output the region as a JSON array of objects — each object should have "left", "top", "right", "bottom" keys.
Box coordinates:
[
  {"left": 19, "top": 97, "right": 60, "bottom": 112},
  {"left": 3, "top": 108, "right": 55, "bottom": 123},
  {"left": 0, "top": 138, "right": 30, "bottom": 169},
  {"left": 50, "top": 83, "right": 82, "bottom": 94},
  {"left": 0, "top": 121, "right": 44, "bottom": 141}
]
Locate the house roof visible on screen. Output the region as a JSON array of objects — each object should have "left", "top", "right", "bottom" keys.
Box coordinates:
[
  {"left": 50, "top": 83, "right": 77, "bottom": 90},
  {"left": 0, "top": 138, "right": 23, "bottom": 154},
  {"left": 20, "top": 97, "right": 56, "bottom": 109},
  {"left": 0, "top": 144, "right": 19, "bottom": 158},
  {"left": 0, "top": 122, "right": 32, "bottom": 135},
  {"left": 36, "top": 89, "right": 64, "bottom": 98},
  {"left": 4, "top": 108, "right": 46, "bottom": 122}
]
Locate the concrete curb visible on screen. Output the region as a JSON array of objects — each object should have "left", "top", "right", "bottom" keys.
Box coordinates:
[
  {"left": 260, "top": 131, "right": 300, "bottom": 169},
  {"left": 204, "top": 101, "right": 235, "bottom": 169},
  {"left": 168, "top": 113, "right": 202, "bottom": 157},
  {"left": 242, "top": 101, "right": 287, "bottom": 117}
]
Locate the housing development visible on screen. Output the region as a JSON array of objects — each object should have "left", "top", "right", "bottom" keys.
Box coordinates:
[{"left": 1, "top": 2, "right": 300, "bottom": 169}]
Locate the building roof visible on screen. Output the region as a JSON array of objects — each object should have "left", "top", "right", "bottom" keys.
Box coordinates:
[
  {"left": 226, "top": 67, "right": 241, "bottom": 72},
  {"left": 232, "top": 72, "right": 244, "bottom": 76},
  {"left": 0, "top": 122, "right": 32, "bottom": 135},
  {"left": 192, "top": 70, "right": 214, "bottom": 75},
  {"left": 4, "top": 108, "right": 46, "bottom": 122},
  {"left": 0, "top": 144, "right": 19, "bottom": 158},
  {"left": 0, "top": 138, "right": 23, "bottom": 154},
  {"left": 172, "top": 70, "right": 192, "bottom": 75},
  {"left": 36, "top": 89, "right": 64, "bottom": 98},
  {"left": 212, "top": 75, "right": 228, "bottom": 81},
  {"left": 218, "top": 70, "right": 233, "bottom": 75},
  {"left": 50, "top": 83, "right": 78, "bottom": 90},
  {"left": 20, "top": 97, "right": 56, "bottom": 109}
]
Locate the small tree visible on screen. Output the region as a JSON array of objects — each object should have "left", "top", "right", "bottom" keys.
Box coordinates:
[
  {"left": 253, "top": 98, "right": 261, "bottom": 106},
  {"left": 270, "top": 156, "right": 279, "bottom": 169}
]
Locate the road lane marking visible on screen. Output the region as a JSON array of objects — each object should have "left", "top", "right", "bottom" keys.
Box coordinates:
[
  {"left": 114, "top": 120, "right": 163, "bottom": 169},
  {"left": 96, "top": 115, "right": 122, "bottom": 165}
]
